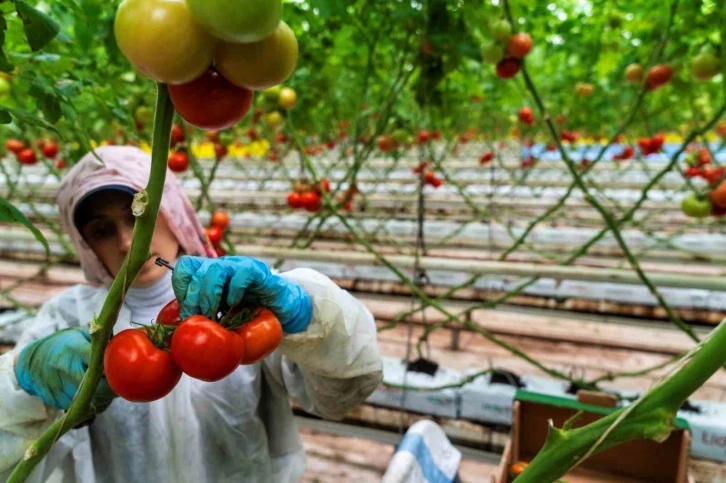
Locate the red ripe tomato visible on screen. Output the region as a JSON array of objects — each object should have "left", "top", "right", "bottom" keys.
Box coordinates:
[
  {"left": 206, "top": 225, "right": 224, "bottom": 245},
  {"left": 431, "top": 177, "right": 442, "bottom": 188},
  {"left": 214, "top": 143, "right": 228, "bottom": 159},
  {"left": 651, "top": 134, "right": 664, "bottom": 151},
  {"left": 104, "top": 328, "right": 182, "bottom": 402},
  {"left": 416, "top": 130, "right": 431, "bottom": 144},
  {"left": 170, "top": 316, "right": 245, "bottom": 382},
  {"left": 518, "top": 107, "right": 534, "bottom": 124},
  {"left": 685, "top": 166, "right": 701, "bottom": 178},
  {"left": 496, "top": 58, "right": 522, "bottom": 79},
  {"left": 423, "top": 170, "right": 436, "bottom": 184},
  {"left": 507, "top": 33, "right": 533, "bottom": 59},
  {"left": 170, "top": 124, "right": 186, "bottom": 145},
  {"left": 710, "top": 181, "right": 726, "bottom": 209},
  {"left": 646, "top": 64, "right": 673, "bottom": 91},
  {"left": 376, "top": 135, "right": 397, "bottom": 153},
  {"left": 703, "top": 166, "right": 725, "bottom": 185},
  {"left": 232, "top": 308, "right": 283, "bottom": 364},
  {"left": 479, "top": 152, "right": 494, "bottom": 164},
  {"left": 168, "top": 151, "right": 189, "bottom": 173},
  {"left": 215, "top": 246, "right": 226, "bottom": 257},
  {"left": 17, "top": 149, "right": 37, "bottom": 165},
  {"left": 638, "top": 138, "right": 653, "bottom": 154},
  {"left": 56, "top": 159, "right": 66, "bottom": 169},
  {"left": 313, "top": 178, "right": 330, "bottom": 196},
  {"left": 433, "top": 130, "right": 443, "bottom": 141},
  {"left": 5, "top": 139, "right": 25, "bottom": 154},
  {"left": 41, "top": 142, "right": 59, "bottom": 158},
  {"left": 157, "top": 299, "right": 182, "bottom": 326},
  {"left": 300, "top": 191, "right": 321, "bottom": 212},
  {"left": 287, "top": 192, "right": 303, "bottom": 209},
  {"left": 621, "top": 146, "right": 635, "bottom": 159},
  {"left": 326, "top": 140, "right": 335, "bottom": 150},
  {"left": 211, "top": 210, "right": 230, "bottom": 230},
  {"left": 169, "top": 68, "right": 254, "bottom": 130}
]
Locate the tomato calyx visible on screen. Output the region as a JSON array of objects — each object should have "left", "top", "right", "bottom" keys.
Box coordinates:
[
  {"left": 219, "top": 305, "right": 262, "bottom": 331},
  {"left": 134, "top": 322, "right": 176, "bottom": 350}
]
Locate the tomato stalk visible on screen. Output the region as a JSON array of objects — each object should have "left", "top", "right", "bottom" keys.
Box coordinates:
[
  {"left": 515, "top": 318, "right": 726, "bottom": 482},
  {"left": 7, "top": 83, "right": 176, "bottom": 483}
]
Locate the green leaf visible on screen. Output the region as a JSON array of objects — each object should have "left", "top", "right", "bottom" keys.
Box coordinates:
[
  {"left": 0, "top": 197, "right": 50, "bottom": 259},
  {"left": 0, "top": 13, "right": 13, "bottom": 73},
  {"left": 2, "top": 106, "right": 60, "bottom": 133},
  {"left": 15, "top": 1, "right": 60, "bottom": 52},
  {"left": 0, "top": 108, "right": 10, "bottom": 124}
]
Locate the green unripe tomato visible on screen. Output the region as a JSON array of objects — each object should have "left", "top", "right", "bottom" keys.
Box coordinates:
[
  {"left": 490, "top": 20, "right": 512, "bottom": 42},
  {"left": 481, "top": 41, "right": 505, "bottom": 64},
  {"left": 681, "top": 193, "right": 712, "bottom": 218}
]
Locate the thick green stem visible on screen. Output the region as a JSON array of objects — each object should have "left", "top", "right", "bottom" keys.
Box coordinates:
[
  {"left": 7, "top": 83, "right": 174, "bottom": 483},
  {"left": 515, "top": 319, "right": 726, "bottom": 482}
]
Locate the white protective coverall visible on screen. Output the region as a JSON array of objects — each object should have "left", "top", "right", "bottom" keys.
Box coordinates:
[{"left": 0, "top": 268, "right": 383, "bottom": 482}]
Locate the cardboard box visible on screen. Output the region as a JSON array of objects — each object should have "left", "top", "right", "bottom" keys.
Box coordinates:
[{"left": 496, "top": 390, "right": 691, "bottom": 483}]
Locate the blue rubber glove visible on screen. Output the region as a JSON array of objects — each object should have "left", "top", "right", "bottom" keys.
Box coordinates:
[
  {"left": 15, "top": 328, "right": 116, "bottom": 411},
  {"left": 172, "top": 256, "right": 313, "bottom": 334}
]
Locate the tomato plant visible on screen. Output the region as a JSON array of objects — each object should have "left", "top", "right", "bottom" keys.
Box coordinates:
[
  {"left": 104, "top": 329, "right": 182, "bottom": 402},
  {"left": 170, "top": 316, "right": 245, "bottom": 382},
  {"left": 115, "top": 0, "right": 215, "bottom": 84},
  {"left": 169, "top": 69, "right": 254, "bottom": 130}
]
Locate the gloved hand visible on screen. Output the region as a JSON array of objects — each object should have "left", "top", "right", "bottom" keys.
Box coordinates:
[
  {"left": 172, "top": 255, "right": 313, "bottom": 334},
  {"left": 15, "top": 327, "right": 117, "bottom": 411}
]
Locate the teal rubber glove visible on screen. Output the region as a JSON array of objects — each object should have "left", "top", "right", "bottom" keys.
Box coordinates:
[
  {"left": 15, "top": 327, "right": 117, "bottom": 411},
  {"left": 172, "top": 255, "right": 313, "bottom": 333}
]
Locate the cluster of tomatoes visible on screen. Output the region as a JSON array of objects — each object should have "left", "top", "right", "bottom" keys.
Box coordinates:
[
  {"left": 413, "top": 162, "right": 443, "bottom": 188},
  {"left": 560, "top": 131, "right": 579, "bottom": 143},
  {"left": 206, "top": 210, "right": 230, "bottom": 256},
  {"left": 684, "top": 148, "right": 723, "bottom": 184},
  {"left": 624, "top": 63, "right": 673, "bottom": 91},
  {"left": 637, "top": 134, "right": 665, "bottom": 156},
  {"left": 518, "top": 107, "right": 535, "bottom": 126},
  {"left": 167, "top": 124, "right": 191, "bottom": 173},
  {"left": 480, "top": 19, "right": 533, "bottom": 79},
  {"left": 286, "top": 179, "right": 329, "bottom": 212},
  {"left": 104, "top": 299, "right": 283, "bottom": 402},
  {"left": 5, "top": 138, "right": 64, "bottom": 168},
  {"left": 115, "top": 0, "right": 297, "bottom": 131}
]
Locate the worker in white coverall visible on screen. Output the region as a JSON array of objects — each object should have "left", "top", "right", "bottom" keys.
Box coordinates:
[{"left": 0, "top": 146, "right": 383, "bottom": 482}]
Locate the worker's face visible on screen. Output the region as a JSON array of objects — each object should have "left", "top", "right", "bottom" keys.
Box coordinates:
[{"left": 79, "top": 191, "right": 180, "bottom": 287}]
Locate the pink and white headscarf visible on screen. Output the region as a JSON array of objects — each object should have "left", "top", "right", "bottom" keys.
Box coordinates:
[{"left": 57, "top": 146, "right": 216, "bottom": 286}]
